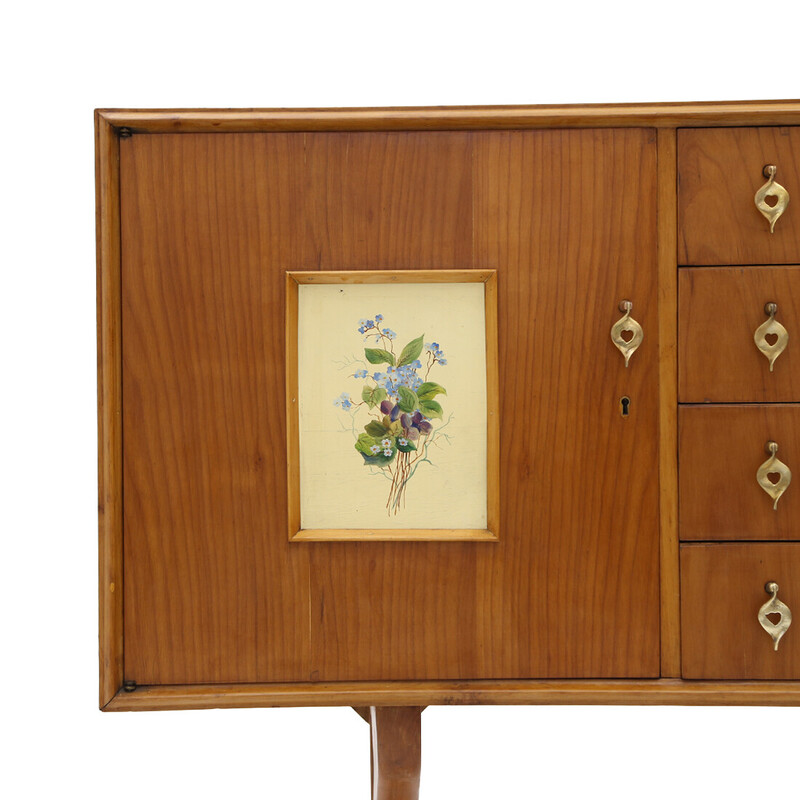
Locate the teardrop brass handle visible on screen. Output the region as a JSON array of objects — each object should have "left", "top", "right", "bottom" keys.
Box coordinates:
[
  {"left": 757, "top": 441, "right": 792, "bottom": 510},
  {"left": 758, "top": 581, "right": 792, "bottom": 651},
  {"left": 610, "top": 300, "right": 643, "bottom": 367},
  {"left": 754, "top": 165, "right": 790, "bottom": 233},
  {"left": 754, "top": 302, "right": 789, "bottom": 372}
]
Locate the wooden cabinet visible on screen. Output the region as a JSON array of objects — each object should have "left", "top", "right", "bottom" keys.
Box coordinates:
[{"left": 97, "top": 102, "right": 800, "bottom": 799}]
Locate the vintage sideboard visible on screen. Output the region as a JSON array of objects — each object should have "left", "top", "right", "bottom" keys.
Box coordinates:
[{"left": 96, "top": 101, "right": 800, "bottom": 798}]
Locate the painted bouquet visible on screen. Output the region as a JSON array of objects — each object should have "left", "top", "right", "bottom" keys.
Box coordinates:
[{"left": 334, "top": 314, "right": 449, "bottom": 515}]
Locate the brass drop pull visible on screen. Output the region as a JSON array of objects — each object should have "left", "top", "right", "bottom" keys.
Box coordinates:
[
  {"left": 754, "top": 164, "right": 790, "bottom": 233},
  {"left": 610, "top": 300, "right": 643, "bottom": 367},
  {"left": 754, "top": 302, "right": 789, "bottom": 372},
  {"left": 758, "top": 581, "right": 792, "bottom": 651},
  {"left": 757, "top": 441, "right": 792, "bottom": 510}
]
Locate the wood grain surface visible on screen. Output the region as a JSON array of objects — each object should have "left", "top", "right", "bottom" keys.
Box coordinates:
[
  {"left": 657, "top": 128, "right": 681, "bottom": 677},
  {"left": 679, "top": 405, "right": 800, "bottom": 540},
  {"left": 121, "top": 134, "right": 312, "bottom": 684},
  {"left": 120, "top": 129, "right": 660, "bottom": 685},
  {"left": 679, "top": 266, "right": 800, "bottom": 402},
  {"left": 96, "top": 112, "right": 123, "bottom": 707},
  {"left": 103, "top": 678, "right": 800, "bottom": 710},
  {"left": 97, "top": 100, "right": 800, "bottom": 134},
  {"left": 678, "top": 127, "right": 800, "bottom": 265},
  {"left": 681, "top": 543, "right": 800, "bottom": 679},
  {"left": 370, "top": 707, "right": 422, "bottom": 800}
]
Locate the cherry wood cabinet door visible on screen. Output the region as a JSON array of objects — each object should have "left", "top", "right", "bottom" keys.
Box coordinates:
[{"left": 120, "top": 129, "right": 660, "bottom": 685}]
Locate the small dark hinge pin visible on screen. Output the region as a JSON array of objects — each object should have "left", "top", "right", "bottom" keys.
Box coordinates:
[
  {"left": 118, "top": 127, "right": 132, "bottom": 139},
  {"left": 122, "top": 680, "right": 137, "bottom": 692}
]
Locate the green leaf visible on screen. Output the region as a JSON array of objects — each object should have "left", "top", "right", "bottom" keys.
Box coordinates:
[
  {"left": 396, "top": 438, "right": 417, "bottom": 453},
  {"left": 416, "top": 382, "right": 447, "bottom": 402},
  {"left": 364, "top": 348, "right": 395, "bottom": 366},
  {"left": 355, "top": 432, "right": 396, "bottom": 465},
  {"left": 360, "top": 450, "right": 396, "bottom": 466},
  {"left": 396, "top": 334, "right": 424, "bottom": 367},
  {"left": 418, "top": 399, "right": 443, "bottom": 419},
  {"left": 355, "top": 433, "right": 377, "bottom": 456},
  {"left": 396, "top": 386, "right": 418, "bottom": 413},
  {"left": 361, "top": 385, "right": 387, "bottom": 409},
  {"left": 365, "top": 420, "right": 388, "bottom": 438}
]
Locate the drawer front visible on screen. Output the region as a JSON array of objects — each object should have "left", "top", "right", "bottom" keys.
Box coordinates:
[
  {"left": 679, "top": 266, "right": 800, "bottom": 402},
  {"left": 680, "top": 405, "right": 800, "bottom": 540},
  {"left": 682, "top": 543, "right": 800, "bottom": 679},
  {"left": 678, "top": 127, "right": 800, "bottom": 265}
]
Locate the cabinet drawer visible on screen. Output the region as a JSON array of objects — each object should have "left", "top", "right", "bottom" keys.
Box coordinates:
[
  {"left": 682, "top": 543, "right": 800, "bottom": 679},
  {"left": 678, "top": 127, "right": 800, "bottom": 265},
  {"left": 679, "top": 266, "right": 800, "bottom": 402},
  {"left": 680, "top": 406, "right": 799, "bottom": 540}
]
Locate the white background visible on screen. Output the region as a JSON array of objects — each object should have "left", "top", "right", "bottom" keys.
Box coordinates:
[{"left": 2, "top": 2, "right": 799, "bottom": 797}]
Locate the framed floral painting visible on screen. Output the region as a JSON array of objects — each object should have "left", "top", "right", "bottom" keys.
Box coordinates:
[{"left": 285, "top": 270, "right": 499, "bottom": 541}]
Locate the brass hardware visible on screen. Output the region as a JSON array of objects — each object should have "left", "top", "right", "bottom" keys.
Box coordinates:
[
  {"left": 754, "top": 302, "right": 789, "bottom": 372},
  {"left": 754, "top": 165, "right": 790, "bottom": 233},
  {"left": 757, "top": 441, "right": 792, "bottom": 510},
  {"left": 610, "top": 300, "right": 643, "bottom": 367},
  {"left": 758, "top": 581, "right": 792, "bottom": 651}
]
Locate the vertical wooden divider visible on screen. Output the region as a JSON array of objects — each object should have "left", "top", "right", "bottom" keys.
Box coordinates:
[
  {"left": 657, "top": 127, "right": 681, "bottom": 677},
  {"left": 96, "top": 112, "right": 124, "bottom": 707}
]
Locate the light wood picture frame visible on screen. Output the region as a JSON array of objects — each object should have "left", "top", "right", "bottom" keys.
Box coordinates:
[{"left": 285, "top": 270, "right": 499, "bottom": 542}]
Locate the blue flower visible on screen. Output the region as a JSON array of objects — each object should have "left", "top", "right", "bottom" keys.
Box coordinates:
[
  {"left": 438, "top": 358, "right": 447, "bottom": 365},
  {"left": 354, "top": 369, "right": 368, "bottom": 379},
  {"left": 382, "top": 328, "right": 396, "bottom": 339},
  {"left": 373, "top": 372, "right": 385, "bottom": 381},
  {"left": 375, "top": 314, "right": 383, "bottom": 322},
  {"left": 334, "top": 392, "right": 353, "bottom": 410},
  {"left": 411, "top": 360, "right": 422, "bottom": 369}
]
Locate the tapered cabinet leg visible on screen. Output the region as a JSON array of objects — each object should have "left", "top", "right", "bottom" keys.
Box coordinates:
[{"left": 369, "top": 706, "right": 422, "bottom": 800}]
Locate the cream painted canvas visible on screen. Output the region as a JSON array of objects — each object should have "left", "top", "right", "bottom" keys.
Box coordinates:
[{"left": 292, "top": 275, "right": 494, "bottom": 536}]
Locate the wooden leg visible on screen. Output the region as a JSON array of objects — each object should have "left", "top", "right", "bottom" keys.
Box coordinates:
[{"left": 369, "top": 706, "right": 422, "bottom": 800}]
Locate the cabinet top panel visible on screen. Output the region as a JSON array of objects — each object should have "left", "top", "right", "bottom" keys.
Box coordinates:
[{"left": 96, "top": 100, "right": 800, "bottom": 134}]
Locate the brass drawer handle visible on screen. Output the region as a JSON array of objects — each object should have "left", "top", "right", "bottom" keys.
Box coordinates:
[
  {"left": 754, "top": 164, "right": 790, "bottom": 233},
  {"left": 754, "top": 302, "right": 789, "bottom": 372},
  {"left": 758, "top": 581, "right": 792, "bottom": 651},
  {"left": 757, "top": 441, "right": 792, "bottom": 510},
  {"left": 610, "top": 300, "right": 643, "bottom": 367}
]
